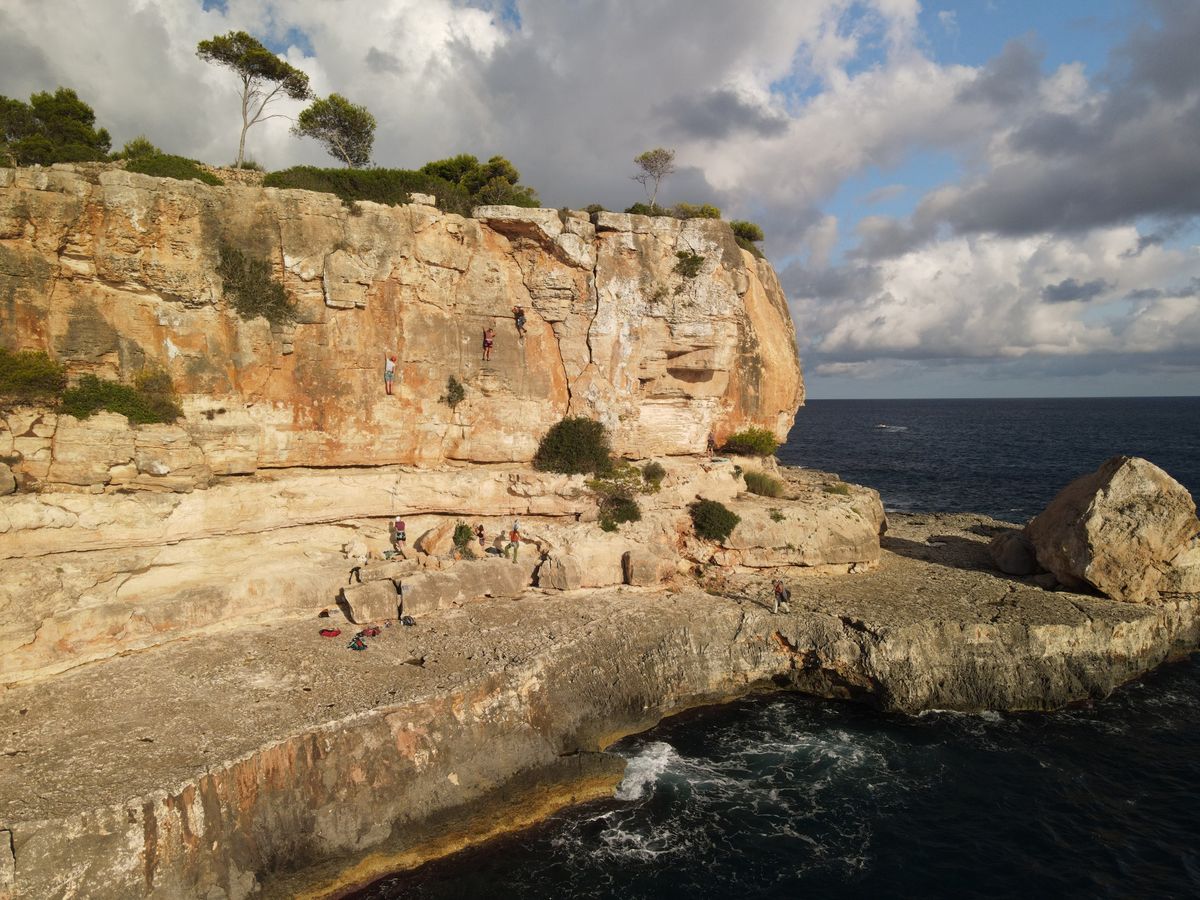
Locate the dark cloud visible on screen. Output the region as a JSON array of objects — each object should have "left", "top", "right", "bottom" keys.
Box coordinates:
[
  {"left": 956, "top": 39, "right": 1043, "bottom": 107},
  {"left": 868, "top": 3, "right": 1200, "bottom": 248},
  {"left": 1042, "top": 277, "right": 1109, "bottom": 303},
  {"left": 1122, "top": 0, "right": 1200, "bottom": 102},
  {"left": 364, "top": 47, "right": 402, "bottom": 74},
  {"left": 660, "top": 88, "right": 789, "bottom": 140},
  {"left": 780, "top": 261, "right": 880, "bottom": 302},
  {"left": 1125, "top": 288, "right": 1163, "bottom": 301}
]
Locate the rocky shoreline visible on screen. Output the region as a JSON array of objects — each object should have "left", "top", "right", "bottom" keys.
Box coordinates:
[{"left": 3, "top": 512, "right": 1197, "bottom": 900}]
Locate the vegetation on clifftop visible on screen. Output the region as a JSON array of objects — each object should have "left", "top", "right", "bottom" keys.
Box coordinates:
[{"left": 127, "top": 154, "right": 223, "bottom": 186}]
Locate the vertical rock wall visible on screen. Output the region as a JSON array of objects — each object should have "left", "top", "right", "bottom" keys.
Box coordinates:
[{"left": 0, "top": 166, "right": 803, "bottom": 489}]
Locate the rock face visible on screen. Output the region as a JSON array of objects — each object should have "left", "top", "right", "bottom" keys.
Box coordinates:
[
  {"left": 989, "top": 530, "right": 1038, "bottom": 576},
  {"left": 0, "top": 166, "right": 802, "bottom": 492},
  {"left": 1025, "top": 456, "right": 1200, "bottom": 602}
]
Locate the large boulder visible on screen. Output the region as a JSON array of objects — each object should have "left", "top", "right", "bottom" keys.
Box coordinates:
[
  {"left": 341, "top": 580, "right": 400, "bottom": 623},
  {"left": 1024, "top": 456, "right": 1200, "bottom": 603},
  {"left": 414, "top": 521, "right": 456, "bottom": 556},
  {"left": 989, "top": 530, "right": 1039, "bottom": 576},
  {"left": 538, "top": 554, "right": 583, "bottom": 590},
  {"left": 622, "top": 549, "right": 674, "bottom": 587},
  {"left": 400, "top": 557, "right": 529, "bottom": 618}
]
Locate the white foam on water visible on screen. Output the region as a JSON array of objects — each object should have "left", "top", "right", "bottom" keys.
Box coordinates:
[{"left": 615, "top": 741, "right": 678, "bottom": 801}]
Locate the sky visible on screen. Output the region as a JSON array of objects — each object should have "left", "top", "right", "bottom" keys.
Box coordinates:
[{"left": 2, "top": 0, "right": 1198, "bottom": 399}]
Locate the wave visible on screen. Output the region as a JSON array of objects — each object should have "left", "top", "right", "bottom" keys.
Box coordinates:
[{"left": 615, "top": 741, "right": 678, "bottom": 800}]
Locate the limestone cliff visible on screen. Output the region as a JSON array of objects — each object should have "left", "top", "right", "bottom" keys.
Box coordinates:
[{"left": 0, "top": 165, "right": 802, "bottom": 490}]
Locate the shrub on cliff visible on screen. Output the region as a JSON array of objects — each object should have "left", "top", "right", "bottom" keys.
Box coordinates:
[
  {"left": 127, "top": 154, "right": 223, "bottom": 186},
  {"left": 441, "top": 375, "right": 466, "bottom": 410},
  {"left": 600, "top": 494, "right": 641, "bottom": 531},
  {"left": 0, "top": 348, "right": 67, "bottom": 404},
  {"left": 731, "top": 220, "right": 765, "bottom": 259},
  {"left": 114, "top": 135, "right": 162, "bottom": 161},
  {"left": 452, "top": 522, "right": 476, "bottom": 558},
  {"left": 722, "top": 427, "right": 779, "bottom": 457},
  {"left": 534, "top": 416, "right": 613, "bottom": 475},
  {"left": 642, "top": 460, "right": 666, "bottom": 489},
  {"left": 672, "top": 202, "right": 722, "bottom": 220},
  {"left": 743, "top": 470, "right": 784, "bottom": 497},
  {"left": 690, "top": 499, "right": 740, "bottom": 542},
  {"left": 264, "top": 166, "right": 472, "bottom": 215},
  {"left": 61, "top": 370, "right": 182, "bottom": 424},
  {"left": 674, "top": 251, "right": 705, "bottom": 278},
  {"left": 217, "top": 244, "right": 296, "bottom": 325}
]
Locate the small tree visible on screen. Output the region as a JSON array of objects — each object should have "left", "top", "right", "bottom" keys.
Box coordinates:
[
  {"left": 197, "top": 31, "right": 312, "bottom": 168},
  {"left": 632, "top": 147, "right": 675, "bottom": 208},
  {"left": 292, "top": 94, "right": 375, "bottom": 168}
]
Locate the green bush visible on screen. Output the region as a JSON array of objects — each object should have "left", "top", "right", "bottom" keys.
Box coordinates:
[
  {"left": 623, "top": 202, "right": 722, "bottom": 220},
  {"left": 126, "top": 153, "right": 223, "bottom": 185},
  {"left": 235, "top": 158, "right": 264, "bottom": 171},
  {"left": 217, "top": 244, "right": 295, "bottom": 325},
  {"left": 722, "top": 427, "right": 779, "bottom": 457},
  {"left": 2, "top": 88, "right": 111, "bottom": 165},
  {"left": 672, "top": 202, "right": 721, "bottom": 219},
  {"left": 534, "top": 416, "right": 612, "bottom": 475},
  {"left": 60, "top": 370, "right": 181, "bottom": 424},
  {"left": 625, "top": 202, "right": 671, "bottom": 216},
  {"left": 264, "top": 165, "right": 472, "bottom": 214},
  {"left": 441, "top": 375, "right": 466, "bottom": 410},
  {"left": 769, "top": 508, "right": 785, "bottom": 522},
  {"left": 585, "top": 203, "right": 606, "bottom": 214},
  {"left": 600, "top": 494, "right": 641, "bottom": 531},
  {"left": 674, "top": 251, "right": 705, "bottom": 278},
  {"left": 115, "top": 135, "right": 161, "bottom": 160},
  {"left": 689, "top": 499, "right": 740, "bottom": 542},
  {"left": 823, "top": 482, "right": 852, "bottom": 496},
  {"left": 730, "top": 220, "right": 764, "bottom": 242},
  {"left": 452, "top": 521, "right": 476, "bottom": 558},
  {"left": 0, "top": 348, "right": 67, "bottom": 404},
  {"left": 642, "top": 460, "right": 666, "bottom": 488},
  {"left": 743, "top": 470, "right": 784, "bottom": 497}
]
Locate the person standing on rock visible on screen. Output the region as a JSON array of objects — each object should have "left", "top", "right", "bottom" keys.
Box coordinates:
[
  {"left": 384, "top": 355, "right": 398, "bottom": 395},
  {"left": 482, "top": 327, "right": 496, "bottom": 361},
  {"left": 390, "top": 517, "right": 407, "bottom": 555},
  {"left": 475, "top": 523, "right": 486, "bottom": 548},
  {"left": 505, "top": 523, "right": 521, "bottom": 564},
  {"left": 772, "top": 579, "right": 791, "bottom": 614}
]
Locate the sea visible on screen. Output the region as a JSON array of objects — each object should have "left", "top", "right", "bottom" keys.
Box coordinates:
[{"left": 357, "top": 397, "right": 1200, "bottom": 899}]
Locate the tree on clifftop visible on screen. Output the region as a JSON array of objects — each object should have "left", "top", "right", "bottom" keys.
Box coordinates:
[
  {"left": 419, "top": 154, "right": 540, "bottom": 207},
  {"left": 0, "top": 88, "right": 111, "bottom": 166},
  {"left": 197, "top": 30, "right": 311, "bottom": 168},
  {"left": 292, "top": 94, "right": 376, "bottom": 168},
  {"left": 632, "top": 147, "right": 675, "bottom": 209}
]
